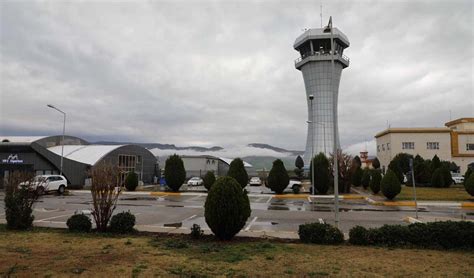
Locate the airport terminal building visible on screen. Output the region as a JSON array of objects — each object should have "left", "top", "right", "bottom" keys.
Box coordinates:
[{"left": 0, "top": 135, "right": 158, "bottom": 188}]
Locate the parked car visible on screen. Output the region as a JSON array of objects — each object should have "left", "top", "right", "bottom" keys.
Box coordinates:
[
  {"left": 451, "top": 172, "right": 464, "bottom": 184},
  {"left": 286, "top": 180, "right": 302, "bottom": 192},
  {"left": 20, "top": 175, "right": 68, "bottom": 195},
  {"left": 249, "top": 177, "right": 262, "bottom": 186},
  {"left": 187, "top": 177, "right": 203, "bottom": 186}
]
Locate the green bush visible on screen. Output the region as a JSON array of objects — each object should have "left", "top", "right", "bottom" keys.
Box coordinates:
[
  {"left": 361, "top": 168, "right": 371, "bottom": 189},
  {"left": 388, "top": 159, "right": 404, "bottom": 184},
  {"left": 4, "top": 174, "right": 39, "bottom": 230},
  {"left": 190, "top": 224, "right": 204, "bottom": 239},
  {"left": 295, "top": 155, "right": 304, "bottom": 170},
  {"left": 372, "top": 157, "right": 380, "bottom": 169},
  {"left": 356, "top": 221, "right": 474, "bottom": 249},
  {"left": 465, "top": 172, "right": 474, "bottom": 196},
  {"left": 267, "top": 159, "right": 290, "bottom": 194},
  {"left": 431, "top": 154, "right": 441, "bottom": 172},
  {"left": 310, "top": 153, "right": 330, "bottom": 194},
  {"left": 66, "top": 214, "right": 92, "bottom": 232},
  {"left": 164, "top": 154, "right": 186, "bottom": 192},
  {"left": 380, "top": 169, "right": 401, "bottom": 200},
  {"left": 124, "top": 171, "right": 139, "bottom": 191},
  {"left": 227, "top": 158, "right": 249, "bottom": 189},
  {"left": 465, "top": 168, "right": 472, "bottom": 180},
  {"left": 431, "top": 168, "right": 445, "bottom": 188},
  {"left": 369, "top": 170, "right": 382, "bottom": 194},
  {"left": 109, "top": 211, "right": 136, "bottom": 234},
  {"left": 203, "top": 171, "right": 216, "bottom": 191},
  {"left": 352, "top": 167, "right": 363, "bottom": 187},
  {"left": 441, "top": 166, "right": 452, "bottom": 187},
  {"left": 204, "top": 177, "right": 251, "bottom": 240},
  {"left": 298, "top": 223, "right": 344, "bottom": 244},
  {"left": 348, "top": 226, "right": 369, "bottom": 245}
]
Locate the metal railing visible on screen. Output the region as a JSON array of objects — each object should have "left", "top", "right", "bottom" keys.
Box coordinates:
[{"left": 294, "top": 51, "right": 350, "bottom": 65}]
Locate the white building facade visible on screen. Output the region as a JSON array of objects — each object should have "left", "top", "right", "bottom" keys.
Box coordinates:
[{"left": 375, "top": 118, "right": 474, "bottom": 173}]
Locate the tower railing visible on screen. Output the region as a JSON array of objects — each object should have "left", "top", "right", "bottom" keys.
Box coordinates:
[{"left": 294, "top": 51, "right": 350, "bottom": 65}]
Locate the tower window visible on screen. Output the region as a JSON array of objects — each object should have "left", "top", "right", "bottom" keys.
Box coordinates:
[
  {"left": 467, "top": 144, "right": 474, "bottom": 151},
  {"left": 402, "top": 142, "right": 415, "bottom": 150}
]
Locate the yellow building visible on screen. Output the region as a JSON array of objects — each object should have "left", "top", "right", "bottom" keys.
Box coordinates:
[{"left": 374, "top": 118, "right": 474, "bottom": 173}]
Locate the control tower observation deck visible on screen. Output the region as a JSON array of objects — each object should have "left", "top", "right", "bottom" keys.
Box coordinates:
[{"left": 294, "top": 26, "right": 350, "bottom": 165}]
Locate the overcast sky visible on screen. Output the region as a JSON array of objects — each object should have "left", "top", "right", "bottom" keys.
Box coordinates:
[{"left": 1, "top": 0, "right": 473, "bottom": 154}]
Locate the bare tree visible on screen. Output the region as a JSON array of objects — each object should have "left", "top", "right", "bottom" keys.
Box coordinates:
[
  {"left": 329, "top": 150, "right": 353, "bottom": 194},
  {"left": 4, "top": 171, "right": 43, "bottom": 229},
  {"left": 90, "top": 163, "right": 121, "bottom": 232}
]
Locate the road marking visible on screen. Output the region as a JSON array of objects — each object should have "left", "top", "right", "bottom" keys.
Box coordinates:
[
  {"left": 244, "top": 216, "right": 258, "bottom": 231},
  {"left": 35, "top": 214, "right": 73, "bottom": 222},
  {"left": 266, "top": 196, "right": 273, "bottom": 203},
  {"left": 318, "top": 218, "right": 325, "bottom": 224},
  {"left": 181, "top": 214, "right": 197, "bottom": 222},
  {"left": 307, "top": 197, "right": 312, "bottom": 203}
]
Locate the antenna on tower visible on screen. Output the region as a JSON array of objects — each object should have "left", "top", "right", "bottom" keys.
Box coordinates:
[{"left": 320, "top": 4, "right": 323, "bottom": 28}]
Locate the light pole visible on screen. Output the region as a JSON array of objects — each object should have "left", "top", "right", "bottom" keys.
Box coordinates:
[
  {"left": 47, "top": 104, "right": 66, "bottom": 176},
  {"left": 324, "top": 16, "right": 340, "bottom": 228},
  {"left": 308, "top": 94, "right": 314, "bottom": 195}
]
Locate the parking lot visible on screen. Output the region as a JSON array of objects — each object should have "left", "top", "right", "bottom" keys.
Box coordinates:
[{"left": 0, "top": 187, "right": 472, "bottom": 237}]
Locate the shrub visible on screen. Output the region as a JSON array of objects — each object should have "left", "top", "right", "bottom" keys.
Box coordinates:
[
  {"left": 311, "top": 153, "right": 330, "bottom": 194},
  {"left": 267, "top": 159, "right": 290, "bottom": 194},
  {"left": 431, "top": 168, "right": 445, "bottom": 188},
  {"left": 431, "top": 154, "right": 441, "bottom": 172},
  {"left": 352, "top": 167, "right": 363, "bottom": 187},
  {"left": 348, "top": 226, "right": 369, "bottom": 245},
  {"left": 298, "top": 223, "right": 344, "bottom": 244},
  {"left": 372, "top": 157, "right": 381, "bottom": 169},
  {"left": 465, "top": 172, "right": 474, "bottom": 196},
  {"left": 164, "top": 154, "right": 186, "bottom": 192},
  {"left": 227, "top": 158, "right": 249, "bottom": 189},
  {"left": 203, "top": 171, "right": 216, "bottom": 191},
  {"left": 361, "top": 168, "right": 371, "bottom": 189},
  {"left": 4, "top": 172, "right": 40, "bottom": 230},
  {"left": 380, "top": 169, "right": 401, "bottom": 200},
  {"left": 465, "top": 168, "right": 472, "bottom": 180},
  {"left": 441, "top": 166, "right": 452, "bottom": 187},
  {"left": 190, "top": 224, "right": 204, "bottom": 239},
  {"left": 66, "top": 214, "right": 92, "bottom": 232},
  {"left": 295, "top": 155, "right": 304, "bottom": 170},
  {"left": 388, "top": 159, "right": 404, "bottom": 184},
  {"left": 109, "top": 211, "right": 136, "bottom": 234},
  {"left": 204, "top": 177, "right": 251, "bottom": 240},
  {"left": 292, "top": 185, "right": 300, "bottom": 194},
  {"left": 369, "top": 170, "right": 382, "bottom": 194},
  {"left": 124, "top": 171, "right": 139, "bottom": 191}
]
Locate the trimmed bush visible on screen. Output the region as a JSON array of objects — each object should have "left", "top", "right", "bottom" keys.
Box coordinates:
[
  {"left": 361, "top": 168, "right": 371, "bottom": 189},
  {"left": 190, "top": 224, "right": 204, "bottom": 239},
  {"left": 351, "top": 221, "right": 474, "bottom": 249},
  {"left": 298, "top": 223, "right": 344, "bottom": 244},
  {"left": 372, "top": 157, "right": 381, "bottom": 169},
  {"left": 431, "top": 154, "right": 441, "bottom": 172},
  {"left": 388, "top": 159, "right": 404, "bottom": 184},
  {"left": 205, "top": 177, "right": 251, "bottom": 240},
  {"left": 109, "top": 211, "right": 136, "bottom": 234},
  {"left": 369, "top": 170, "right": 382, "bottom": 194},
  {"left": 380, "top": 169, "right": 401, "bottom": 200},
  {"left": 465, "top": 168, "right": 472, "bottom": 180},
  {"left": 203, "top": 171, "right": 216, "bottom": 191},
  {"left": 465, "top": 172, "right": 474, "bottom": 196},
  {"left": 227, "top": 158, "right": 249, "bottom": 189},
  {"left": 295, "top": 155, "right": 304, "bottom": 170},
  {"left": 311, "top": 153, "right": 330, "bottom": 194},
  {"left": 267, "top": 159, "right": 290, "bottom": 194},
  {"left": 66, "top": 214, "right": 92, "bottom": 233},
  {"left": 348, "top": 226, "right": 369, "bottom": 245},
  {"left": 431, "top": 168, "right": 445, "bottom": 188},
  {"left": 124, "top": 171, "right": 139, "bottom": 191},
  {"left": 441, "top": 166, "right": 452, "bottom": 187},
  {"left": 164, "top": 154, "right": 186, "bottom": 192},
  {"left": 352, "top": 167, "right": 363, "bottom": 187}
]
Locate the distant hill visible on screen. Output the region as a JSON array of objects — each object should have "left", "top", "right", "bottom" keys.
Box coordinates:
[
  {"left": 94, "top": 141, "right": 223, "bottom": 152},
  {"left": 247, "top": 143, "right": 304, "bottom": 156}
]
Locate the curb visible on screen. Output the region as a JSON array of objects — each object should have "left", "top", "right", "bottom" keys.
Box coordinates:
[
  {"left": 403, "top": 216, "right": 422, "bottom": 224},
  {"left": 461, "top": 202, "right": 474, "bottom": 209},
  {"left": 383, "top": 201, "right": 416, "bottom": 207},
  {"left": 274, "top": 194, "right": 309, "bottom": 199}
]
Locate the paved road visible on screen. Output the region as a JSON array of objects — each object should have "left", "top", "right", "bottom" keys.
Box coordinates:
[{"left": 0, "top": 188, "right": 472, "bottom": 236}]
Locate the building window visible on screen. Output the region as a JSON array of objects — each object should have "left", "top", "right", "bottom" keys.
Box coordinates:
[
  {"left": 377, "top": 145, "right": 380, "bottom": 152},
  {"left": 382, "top": 144, "right": 385, "bottom": 151},
  {"left": 387, "top": 143, "right": 390, "bottom": 150},
  {"left": 427, "top": 142, "right": 439, "bottom": 150},
  {"left": 467, "top": 144, "right": 474, "bottom": 151},
  {"left": 402, "top": 142, "right": 414, "bottom": 150}
]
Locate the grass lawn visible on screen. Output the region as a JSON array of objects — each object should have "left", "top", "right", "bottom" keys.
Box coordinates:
[
  {"left": 0, "top": 227, "right": 473, "bottom": 277},
  {"left": 395, "top": 185, "right": 473, "bottom": 201}
]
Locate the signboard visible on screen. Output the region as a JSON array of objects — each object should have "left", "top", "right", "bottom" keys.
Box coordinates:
[{"left": 2, "top": 154, "right": 24, "bottom": 164}]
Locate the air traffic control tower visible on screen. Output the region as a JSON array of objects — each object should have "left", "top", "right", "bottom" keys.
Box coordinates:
[{"left": 294, "top": 23, "right": 350, "bottom": 165}]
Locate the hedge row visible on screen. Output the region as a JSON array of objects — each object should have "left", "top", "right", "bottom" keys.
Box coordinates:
[{"left": 349, "top": 221, "right": 474, "bottom": 249}]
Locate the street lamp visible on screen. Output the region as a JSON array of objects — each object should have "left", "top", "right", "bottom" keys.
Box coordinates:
[
  {"left": 324, "top": 16, "right": 340, "bottom": 228},
  {"left": 308, "top": 94, "right": 314, "bottom": 195},
  {"left": 47, "top": 104, "right": 66, "bottom": 176}
]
